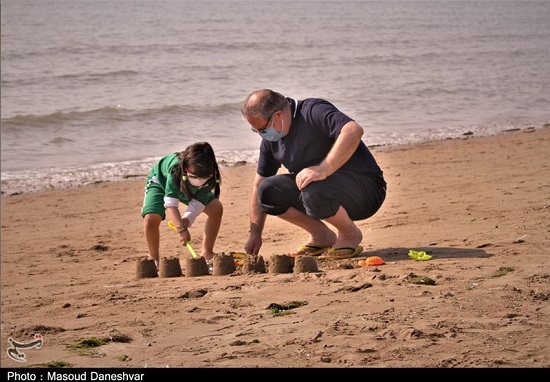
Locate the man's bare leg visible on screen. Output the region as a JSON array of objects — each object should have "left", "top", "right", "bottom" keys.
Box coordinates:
[
  {"left": 278, "top": 207, "right": 337, "bottom": 247},
  {"left": 324, "top": 206, "right": 363, "bottom": 248}
]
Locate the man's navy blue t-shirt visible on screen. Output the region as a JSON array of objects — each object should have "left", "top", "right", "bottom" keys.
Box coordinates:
[{"left": 257, "top": 97, "right": 385, "bottom": 184}]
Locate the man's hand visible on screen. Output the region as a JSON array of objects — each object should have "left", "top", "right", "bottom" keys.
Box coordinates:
[
  {"left": 295, "top": 166, "right": 327, "bottom": 190},
  {"left": 245, "top": 234, "right": 262, "bottom": 255}
]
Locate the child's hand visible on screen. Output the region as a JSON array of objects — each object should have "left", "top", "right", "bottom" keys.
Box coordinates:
[{"left": 177, "top": 229, "right": 191, "bottom": 245}]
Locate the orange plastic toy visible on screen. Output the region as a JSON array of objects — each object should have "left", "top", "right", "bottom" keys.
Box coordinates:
[{"left": 358, "top": 256, "right": 385, "bottom": 267}]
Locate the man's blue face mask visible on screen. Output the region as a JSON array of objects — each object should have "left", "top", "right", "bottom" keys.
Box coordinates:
[
  {"left": 250, "top": 111, "right": 285, "bottom": 142},
  {"left": 259, "top": 120, "right": 285, "bottom": 142}
]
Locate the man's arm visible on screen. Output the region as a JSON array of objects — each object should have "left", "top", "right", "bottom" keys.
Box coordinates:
[
  {"left": 295, "top": 121, "right": 364, "bottom": 190},
  {"left": 244, "top": 173, "right": 267, "bottom": 255}
]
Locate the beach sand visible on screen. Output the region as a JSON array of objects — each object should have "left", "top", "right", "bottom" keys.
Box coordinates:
[{"left": 1, "top": 128, "right": 549, "bottom": 368}]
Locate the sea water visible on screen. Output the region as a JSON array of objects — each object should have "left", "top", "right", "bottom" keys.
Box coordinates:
[{"left": 1, "top": 0, "right": 549, "bottom": 194}]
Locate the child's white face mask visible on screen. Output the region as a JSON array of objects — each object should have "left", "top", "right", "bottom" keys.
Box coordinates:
[{"left": 186, "top": 173, "right": 210, "bottom": 187}]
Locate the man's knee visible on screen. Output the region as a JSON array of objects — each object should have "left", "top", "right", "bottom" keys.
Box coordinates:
[
  {"left": 257, "top": 176, "right": 300, "bottom": 215},
  {"left": 301, "top": 185, "right": 339, "bottom": 219}
]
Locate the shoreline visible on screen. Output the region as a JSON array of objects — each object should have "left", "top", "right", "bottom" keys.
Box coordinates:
[
  {"left": 2, "top": 125, "right": 547, "bottom": 197},
  {"left": 1, "top": 127, "right": 549, "bottom": 368}
]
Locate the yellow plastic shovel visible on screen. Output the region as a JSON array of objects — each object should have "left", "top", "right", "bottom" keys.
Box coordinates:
[{"left": 167, "top": 221, "right": 199, "bottom": 259}]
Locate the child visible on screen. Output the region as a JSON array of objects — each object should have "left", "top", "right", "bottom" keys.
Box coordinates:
[{"left": 141, "top": 142, "right": 223, "bottom": 270}]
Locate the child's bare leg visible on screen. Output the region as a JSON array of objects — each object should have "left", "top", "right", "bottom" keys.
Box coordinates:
[
  {"left": 201, "top": 199, "right": 223, "bottom": 261},
  {"left": 144, "top": 213, "right": 162, "bottom": 264}
]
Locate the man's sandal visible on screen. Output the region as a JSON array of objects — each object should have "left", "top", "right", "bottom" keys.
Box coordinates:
[
  {"left": 319, "top": 246, "right": 364, "bottom": 260},
  {"left": 290, "top": 244, "right": 331, "bottom": 257}
]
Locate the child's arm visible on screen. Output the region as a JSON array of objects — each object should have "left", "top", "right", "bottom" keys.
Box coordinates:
[
  {"left": 181, "top": 199, "right": 205, "bottom": 227},
  {"left": 166, "top": 206, "right": 191, "bottom": 244}
]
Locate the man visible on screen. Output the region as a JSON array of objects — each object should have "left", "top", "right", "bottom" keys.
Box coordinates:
[{"left": 241, "top": 89, "right": 386, "bottom": 259}]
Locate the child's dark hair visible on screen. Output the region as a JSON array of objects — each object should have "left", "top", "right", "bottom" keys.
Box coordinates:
[{"left": 170, "top": 142, "right": 221, "bottom": 199}]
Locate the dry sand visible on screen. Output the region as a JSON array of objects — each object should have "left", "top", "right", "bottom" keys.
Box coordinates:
[{"left": 1, "top": 127, "right": 549, "bottom": 369}]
